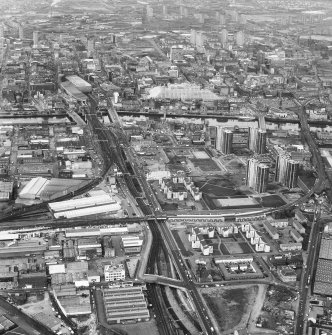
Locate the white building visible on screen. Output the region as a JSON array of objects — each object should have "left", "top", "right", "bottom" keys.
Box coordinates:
[
  {"left": 188, "top": 227, "right": 214, "bottom": 255},
  {"left": 104, "top": 264, "right": 125, "bottom": 282},
  {"left": 19, "top": 177, "right": 49, "bottom": 200},
  {"left": 49, "top": 194, "right": 121, "bottom": 219}
]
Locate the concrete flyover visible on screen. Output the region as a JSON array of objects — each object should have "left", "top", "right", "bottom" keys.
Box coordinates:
[{"left": 142, "top": 274, "right": 186, "bottom": 290}]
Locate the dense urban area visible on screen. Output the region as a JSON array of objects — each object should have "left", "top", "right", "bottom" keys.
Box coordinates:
[{"left": 0, "top": 0, "right": 332, "bottom": 334}]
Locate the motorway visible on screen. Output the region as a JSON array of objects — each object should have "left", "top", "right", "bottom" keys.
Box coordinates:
[
  {"left": 294, "top": 101, "right": 331, "bottom": 335},
  {"left": 295, "top": 206, "right": 322, "bottom": 335},
  {"left": 157, "top": 219, "right": 217, "bottom": 334}
]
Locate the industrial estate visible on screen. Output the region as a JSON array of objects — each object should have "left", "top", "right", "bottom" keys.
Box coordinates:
[{"left": 0, "top": 0, "right": 332, "bottom": 335}]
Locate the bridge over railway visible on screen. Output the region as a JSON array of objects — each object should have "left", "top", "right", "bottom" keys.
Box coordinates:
[{"left": 142, "top": 274, "right": 186, "bottom": 290}]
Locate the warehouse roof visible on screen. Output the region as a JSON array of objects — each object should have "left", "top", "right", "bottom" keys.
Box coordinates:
[
  {"left": 49, "top": 264, "right": 66, "bottom": 275},
  {"left": 53, "top": 203, "right": 121, "bottom": 219},
  {"left": 61, "top": 81, "right": 87, "bottom": 101},
  {"left": 148, "top": 83, "right": 220, "bottom": 101},
  {"left": 319, "top": 238, "right": 332, "bottom": 260},
  {"left": 19, "top": 177, "right": 49, "bottom": 199},
  {"left": 49, "top": 194, "right": 116, "bottom": 212},
  {"left": 66, "top": 75, "right": 92, "bottom": 90}
]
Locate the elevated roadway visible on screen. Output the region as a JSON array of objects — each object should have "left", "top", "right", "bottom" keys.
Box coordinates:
[
  {"left": 294, "top": 99, "right": 331, "bottom": 335},
  {"left": 156, "top": 219, "right": 218, "bottom": 334},
  {"left": 143, "top": 274, "right": 186, "bottom": 290}
]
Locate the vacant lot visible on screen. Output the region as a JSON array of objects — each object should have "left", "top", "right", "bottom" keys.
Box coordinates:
[
  {"left": 259, "top": 195, "right": 286, "bottom": 207},
  {"left": 202, "top": 286, "right": 258, "bottom": 333},
  {"left": 196, "top": 178, "right": 246, "bottom": 205},
  {"left": 171, "top": 230, "right": 193, "bottom": 257},
  {"left": 224, "top": 242, "right": 244, "bottom": 254},
  {"left": 190, "top": 159, "right": 220, "bottom": 171}
]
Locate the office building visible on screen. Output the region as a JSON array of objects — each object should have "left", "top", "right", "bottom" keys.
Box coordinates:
[
  {"left": 87, "top": 38, "right": 94, "bottom": 57},
  {"left": 231, "top": 10, "right": 239, "bottom": 22},
  {"left": 18, "top": 25, "right": 24, "bottom": 39},
  {"left": 285, "top": 160, "right": 299, "bottom": 189},
  {"left": 33, "top": 31, "right": 39, "bottom": 48},
  {"left": 180, "top": 5, "right": 188, "bottom": 17},
  {"left": 240, "top": 14, "right": 247, "bottom": 25},
  {"left": 146, "top": 5, "right": 153, "bottom": 18},
  {"left": 246, "top": 159, "right": 269, "bottom": 193},
  {"left": 162, "top": 5, "right": 167, "bottom": 17},
  {"left": 221, "top": 29, "right": 228, "bottom": 45},
  {"left": 220, "top": 14, "right": 226, "bottom": 25},
  {"left": 236, "top": 31, "right": 245, "bottom": 47},
  {"left": 104, "top": 264, "right": 125, "bottom": 282},
  {"left": 195, "top": 31, "right": 204, "bottom": 50},
  {"left": 257, "top": 50, "right": 265, "bottom": 65},
  {"left": 0, "top": 25, "right": 4, "bottom": 54},
  {"left": 248, "top": 128, "right": 266, "bottom": 154},
  {"left": 217, "top": 127, "right": 233, "bottom": 154},
  {"left": 190, "top": 29, "right": 196, "bottom": 45}
]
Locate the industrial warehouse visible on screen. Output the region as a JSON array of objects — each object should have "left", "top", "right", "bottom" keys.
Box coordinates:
[
  {"left": 48, "top": 194, "right": 122, "bottom": 219},
  {"left": 102, "top": 284, "right": 150, "bottom": 324}
]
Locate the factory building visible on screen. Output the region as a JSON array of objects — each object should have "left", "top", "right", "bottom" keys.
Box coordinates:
[
  {"left": 121, "top": 236, "right": 143, "bottom": 254},
  {"left": 48, "top": 194, "right": 121, "bottom": 219},
  {"left": 103, "top": 285, "right": 150, "bottom": 324},
  {"left": 0, "top": 181, "right": 13, "bottom": 202},
  {"left": 19, "top": 177, "right": 49, "bottom": 200},
  {"left": 65, "top": 75, "right": 92, "bottom": 93}
]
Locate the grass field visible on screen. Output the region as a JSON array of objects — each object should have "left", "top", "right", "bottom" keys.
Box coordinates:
[{"left": 203, "top": 286, "right": 258, "bottom": 332}]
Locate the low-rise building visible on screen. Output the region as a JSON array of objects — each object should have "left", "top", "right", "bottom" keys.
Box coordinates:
[
  {"left": 278, "top": 267, "right": 297, "bottom": 282},
  {"left": 292, "top": 220, "right": 305, "bottom": 234},
  {"left": 188, "top": 227, "right": 214, "bottom": 255},
  {"left": 264, "top": 222, "right": 279, "bottom": 240},
  {"left": 290, "top": 229, "right": 304, "bottom": 243},
  {"left": 280, "top": 243, "right": 302, "bottom": 251}
]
